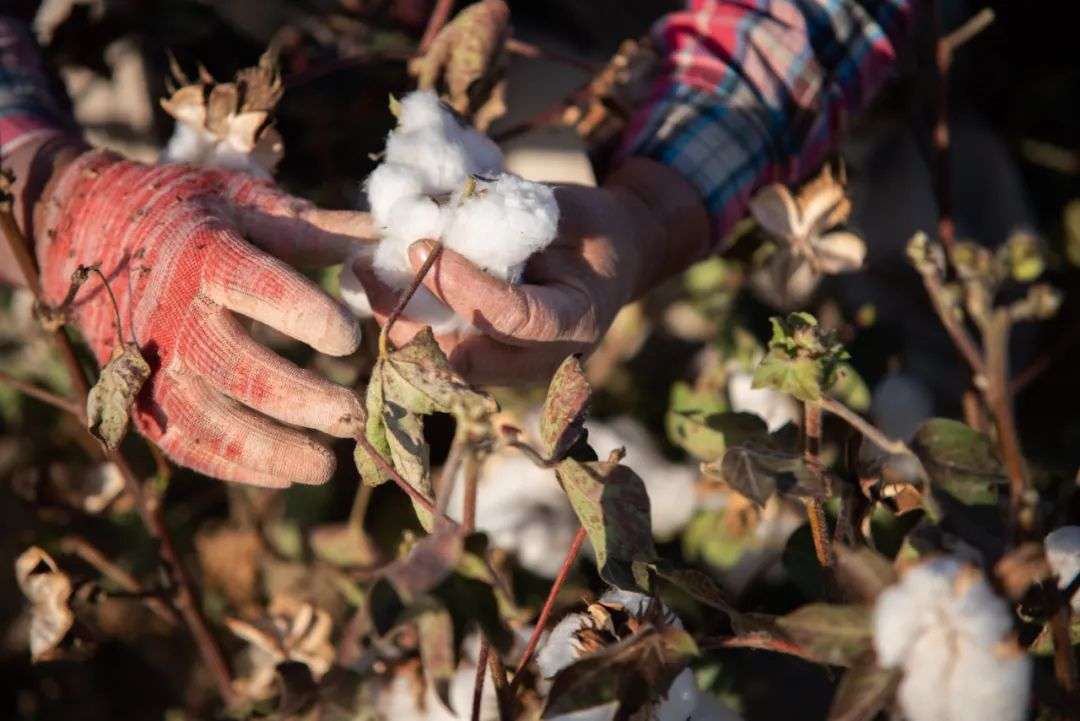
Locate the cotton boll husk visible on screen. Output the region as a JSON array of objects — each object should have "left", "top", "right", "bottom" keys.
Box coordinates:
[
  {"left": 443, "top": 175, "right": 560, "bottom": 283},
  {"left": 1045, "top": 526, "right": 1080, "bottom": 612},
  {"left": 727, "top": 370, "right": 800, "bottom": 432}
]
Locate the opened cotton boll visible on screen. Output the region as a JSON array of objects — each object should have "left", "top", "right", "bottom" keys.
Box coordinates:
[
  {"left": 872, "top": 557, "right": 1031, "bottom": 721},
  {"left": 1044, "top": 526, "right": 1080, "bottom": 612},
  {"left": 342, "top": 89, "right": 560, "bottom": 331}
]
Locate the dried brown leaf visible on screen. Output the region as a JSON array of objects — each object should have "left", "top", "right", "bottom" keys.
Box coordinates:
[
  {"left": 86, "top": 342, "right": 150, "bottom": 451},
  {"left": 15, "top": 547, "right": 76, "bottom": 662}
]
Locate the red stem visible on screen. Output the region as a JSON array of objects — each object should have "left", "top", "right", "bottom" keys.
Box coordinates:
[{"left": 510, "top": 525, "right": 587, "bottom": 690}]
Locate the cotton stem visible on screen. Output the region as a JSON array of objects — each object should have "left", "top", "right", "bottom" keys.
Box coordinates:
[{"left": 803, "top": 402, "right": 834, "bottom": 568}]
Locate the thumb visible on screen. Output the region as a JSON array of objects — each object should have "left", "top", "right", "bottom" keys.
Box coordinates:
[{"left": 227, "top": 180, "right": 378, "bottom": 267}]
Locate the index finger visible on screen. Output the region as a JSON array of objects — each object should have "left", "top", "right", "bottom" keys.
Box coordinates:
[{"left": 407, "top": 241, "right": 594, "bottom": 345}]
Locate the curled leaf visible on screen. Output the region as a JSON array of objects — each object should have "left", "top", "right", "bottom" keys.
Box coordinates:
[
  {"left": 539, "top": 354, "right": 591, "bottom": 459},
  {"left": 86, "top": 342, "right": 150, "bottom": 451},
  {"left": 15, "top": 547, "right": 76, "bottom": 662}
]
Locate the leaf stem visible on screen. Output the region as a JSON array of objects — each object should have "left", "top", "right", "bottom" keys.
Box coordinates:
[
  {"left": 471, "top": 636, "right": 490, "bottom": 721},
  {"left": 379, "top": 240, "right": 443, "bottom": 356},
  {"left": 819, "top": 397, "right": 910, "bottom": 457},
  {"left": 802, "top": 402, "right": 834, "bottom": 567},
  {"left": 355, "top": 431, "right": 455, "bottom": 526},
  {"left": 510, "top": 525, "right": 587, "bottom": 691},
  {"left": 84, "top": 265, "right": 126, "bottom": 348},
  {"left": 0, "top": 370, "right": 82, "bottom": 416},
  {"left": 60, "top": 535, "right": 178, "bottom": 626}
]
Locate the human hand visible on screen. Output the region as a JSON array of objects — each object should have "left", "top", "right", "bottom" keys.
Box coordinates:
[
  {"left": 351, "top": 157, "right": 709, "bottom": 385},
  {"left": 33, "top": 150, "right": 376, "bottom": 486}
]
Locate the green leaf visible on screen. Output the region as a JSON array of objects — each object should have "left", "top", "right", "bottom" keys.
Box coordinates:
[
  {"left": 827, "top": 653, "right": 901, "bottom": 721},
  {"left": 542, "top": 625, "right": 699, "bottom": 719},
  {"left": 308, "top": 523, "right": 378, "bottom": 568},
  {"left": 539, "top": 355, "right": 591, "bottom": 459},
  {"left": 651, "top": 561, "right": 739, "bottom": 618},
  {"left": 666, "top": 382, "right": 767, "bottom": 462},
  {"left": 753, "top": 313, "right": 850, "bottom": 403},
  {"left": 912, "top": 418, "right": 1005, "bottom": 505},
  {"left": 829, "top": 363, "right": 871, "bottom": 412},
  {"left": 556, "top": 458, "right": 657, "bottom": 590},
  {"left": 753, "top": 355, "right": 824, "bottom": 403},
  {"left": 775, "top": 603, "right": 873, "bottom": 667},
  {"left": 86, "top": 342, "right": 150, "bottom": 451}
]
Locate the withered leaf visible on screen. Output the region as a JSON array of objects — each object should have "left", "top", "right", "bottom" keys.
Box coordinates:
[
  {"left": 710, "top": 444, "right": 830, "bottom": 507},
  {"left": 354, "top": 361, "right": 393, "bottom": 487},
  {"left": 556, "top": 458, "right": 656, "bottom": 590},
  {"left": 833, "top": 545, "right": 898, "bottom": 604},
  {"left": 308, "top": 523, "right": 379, "bottom": 569},
  {"left": 539, "top": 354, "right": 591, "bottom": 459},
  {"left": 827, "top": 653, "right": 901, "bottom": 721},
  {"left": 15, "top": 547, "right": 76, "bottom": 662},
  {"left": 378, "top": 522, "right": 467, "bottom": 603},
  {"left": 86, "top": 342, "right": 150, "bottom": 451},
  {"left": 542, "top": 624, "right": 698, "bottom": 719},
  {"left": 380, "top": 328, "right": 496, "bottom": 421},
  {"left": 382, "top": 400, "right": 435, "bottom": 531},
  {"left": 415, "top": 601, "right": 456, "bottom": 713},
  {"left": 774, "top": 603, "right": 874, "bottom": 667},
  {"left": 650, "top": 561, "right": 739, "bottom": 619},
  {"left": 409, "top": 0, "right": 510, "bottom": 127}
]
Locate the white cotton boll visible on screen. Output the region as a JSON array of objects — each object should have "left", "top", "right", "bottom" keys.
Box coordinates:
[
  {"left": 727, "top": 370, "right": 800, "bottom": 432},
  {"left": 396, "top": 90, "right": 453, "bottom": 132},
  {"left": 386, "top": 126, "right": 475, "bottom": 193},
  {"left": 873, "top": 556, "right": 1031, "bottom": 721},
  {"left": 537, "top": 612, "right": 589, "bottom": 679},
  {"left": 375, "top": 663, "right": 500, "bottom": 721},
  {"left": 657, "top": 668, "right": 700, "bottom": 721},
  {"left": 444, "top": 174, "right": 559, "bottom": 282},
  {"left": 339, "top": 246, "right": 374, "bottom": 317},
  {"left": 1045, "top": 526, "right": 1080, "bottom": 612},
  {"left": 366, "top": 163, "right": 425, "bottom": 226},
  {"left": 160, "top": 123, "right": 214, "bottom": 166}
]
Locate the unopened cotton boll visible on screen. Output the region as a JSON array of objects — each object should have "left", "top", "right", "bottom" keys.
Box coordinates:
[
  {"left": 1045, "top": 526, "right": 1080, "bottom": 612},
  {"left": 872, "top": 557, "right": 1031, "bottom": 721}
]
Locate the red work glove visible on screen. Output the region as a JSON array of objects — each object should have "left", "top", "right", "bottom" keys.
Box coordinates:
[{"left": 36, "top": 150, "right": 374, "bottom": 487}]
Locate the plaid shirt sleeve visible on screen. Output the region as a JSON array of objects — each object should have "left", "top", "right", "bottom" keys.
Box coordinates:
[
  {"left": 0, "top": 15, "right": 75, "bottom": 156},
  {"left": 622, "top": 0, "right": 918, "bottom": 243}
]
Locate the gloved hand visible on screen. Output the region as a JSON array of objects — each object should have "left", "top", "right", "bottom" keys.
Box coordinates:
[{"left": 35, "top": 150, "right": 375, "bottom": 487}]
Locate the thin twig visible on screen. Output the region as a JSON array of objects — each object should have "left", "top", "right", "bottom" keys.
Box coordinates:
[
  {"left": 348, "top": 482, "right": 374, "bottom": 532},
  {"left": 941, "top": 7, "right": 995, "bottom": 52},
  {"left": 84, "top": 266, "right": 125, "bottom": 347},
  {"left": 379, "top": 240, "right": 443, "bottom": 356},
  {"left": 355, "top": 431, "right": 453, "bottom": 525},
  {"left": 472, "top": 636, "right": 490, "bottom": 721},
  {"left": 983, "top": 311, "right": 1029, "bottom": 538},
  {"left": 510, "top": 525, "right": 587, "bottom": 691},
  {"left": 61, "top": 536, "right": 177, "bottom": 626},
  {"left": 914, "top": 262, "right": 987, "bottom": 377},
  {"left": 418, "top": 0, "right": 455, "bottom": 55},
  {"left": 487, "top": 643, "right": 512, "bottom": 721},
  {"left": 802, "top": 402, "right": 834, "bottom": 568},
  {"left": 1049, "top": 603, "right": 1079, "bottom": 710},
  {"left": 0, "top": 188, "right": 235, "bottom": 704},
  {"left": 819, "top": 398, "right": 911, "bottom": 457},
  {"left": 0, "top": 370, "right": 82, "bottom": 416}
]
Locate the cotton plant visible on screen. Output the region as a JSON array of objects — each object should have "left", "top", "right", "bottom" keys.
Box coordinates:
[
  {"left": 339, "top": 90, "right": 559, "bottom": 332},
  {"left": 447, "top": 414, "right": 698, "bottom": 577},
  {"left": 872, "top": 557, "right": 1031, "bottom": 721},
  {"left": 747, "top": 164, "right": 866, "bottom": 310},
  {"left": 535, "top": 589, "right": 740, "bottom": 721},
  {"left": 158, "top": 51, "right": 284, "bottom": 178},
  {"left": 1044, "top": 526, "right": 1080, "bottom": 612}
]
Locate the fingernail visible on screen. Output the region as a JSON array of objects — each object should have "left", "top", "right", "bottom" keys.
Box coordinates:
[{"left": 408, "top": 239, "right": 437, "bottom": 267}]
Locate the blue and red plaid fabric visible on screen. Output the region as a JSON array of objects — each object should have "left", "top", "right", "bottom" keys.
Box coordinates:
[
  {"left": 622, "top": 0, "right": 917, "bottom": 243},
  {"left": 2, "top": 1, "right": 917, "bottom": 243},
  {"left": 0, "top": 17, "right": 72, "bottom": 155}
]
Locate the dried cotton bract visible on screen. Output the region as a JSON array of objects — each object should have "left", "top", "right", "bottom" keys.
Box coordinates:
[
  {"left": 536, "top": 590, "right": 732, "bottom": 721},
  {"left": 159, "top": 51, "right": 284, "bottom": 179},
  {"left": 341, "top": 90, "right": 559, "bottom": 333},
  {"left": 872, "top": 557, "right": 1031, "bottom": 721}
]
